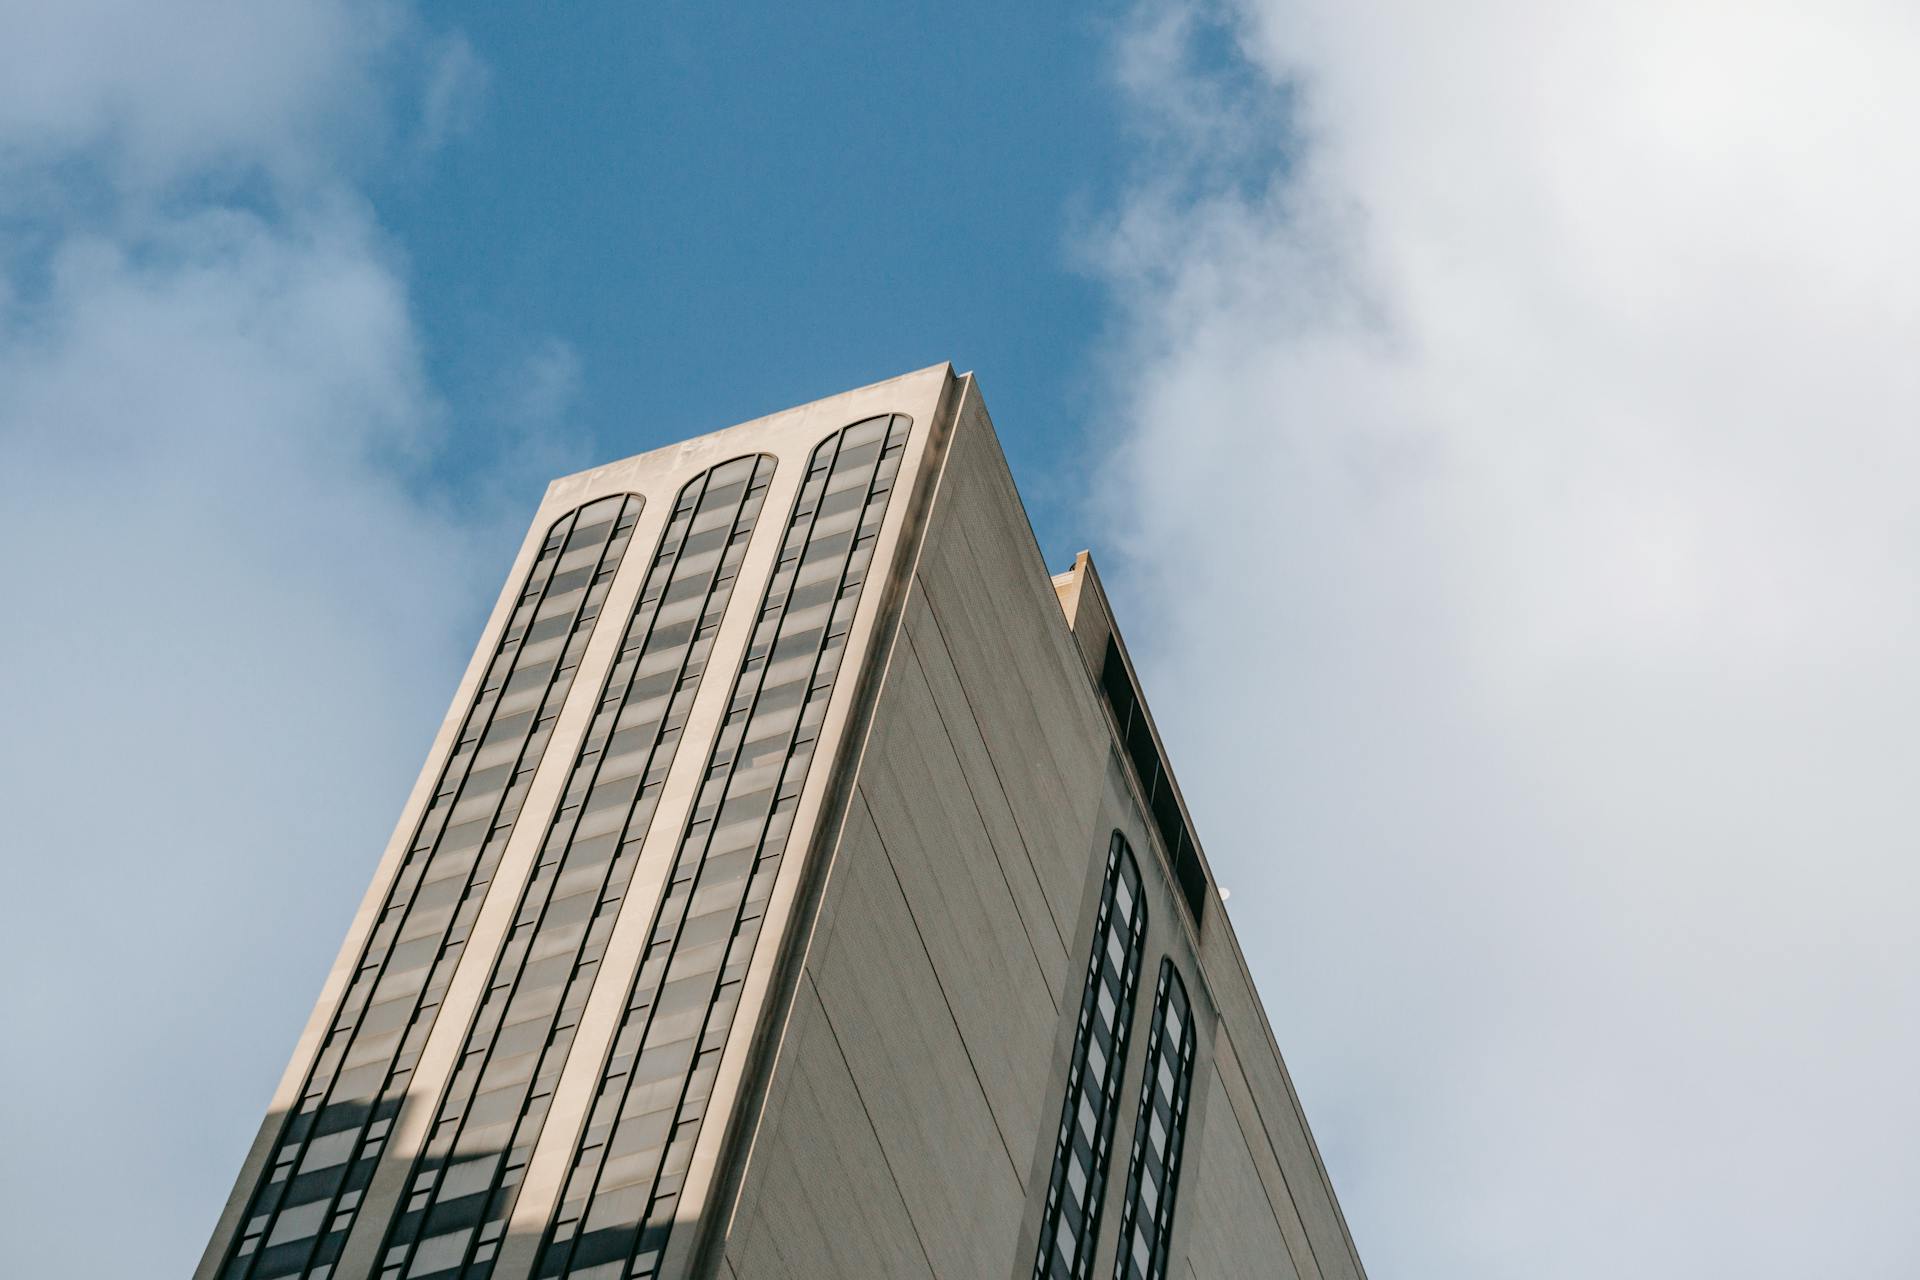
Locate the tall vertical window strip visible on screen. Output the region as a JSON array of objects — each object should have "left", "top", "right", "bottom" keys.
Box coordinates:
[
  {"left": 1113, "top": 961, "right": 1196, "bottom": 1280},
  {"left": 535, "top": 414, "right": 912, "bottom": 1280},
  {"left": 1034, "top": 834, "right": 1149, "bottom": 1280},
  {"left": 221, "top": 495, "right": 644, "bottom": 1280},
  {"left": 375, "top": 457, "right": 777, "bottom": 1280}
]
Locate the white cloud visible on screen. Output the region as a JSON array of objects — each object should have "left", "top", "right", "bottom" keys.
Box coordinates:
[
  {"left": 0, "top": 0, "right": 400, "bottom": 192},
  {"left": 0, "top": 4, "right": 517, "bottom": 1274},
  {"left": 1093, "top": 3, "right": 1920, "bottom": 1275}
]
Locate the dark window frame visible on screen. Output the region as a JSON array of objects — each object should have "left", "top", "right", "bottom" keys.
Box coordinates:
[
  {"left": 219, "top": 494, "right": 644, "bottom": 1280},
  {"left": 1032, "top": 831, "right": 1149, "bottom": 1280},
  {"left": 1113, "top": 958, "right": 1198, "bottom": 1280},
  {"left": 533, "top": 414, "right": 913, "bottom": 1280},
  {"left": 375, "top": 457, "right": 777, "bottom": 1280},
  {"left": 1097, "top": 638, "right": 1207, "bottom": 928}
]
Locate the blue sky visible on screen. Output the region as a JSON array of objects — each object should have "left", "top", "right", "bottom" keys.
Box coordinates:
[
  {"left": 384, "top": 2, "right": 1131, "bottom": 572},
  {"left": 4, "top": 3, "right": 1920, "bottom": 1278}
]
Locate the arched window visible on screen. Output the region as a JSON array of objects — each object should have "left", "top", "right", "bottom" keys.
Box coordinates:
[
  {"left": 1034, "top": 832, "right": 1149, "bottom": 1280},
  {"left": 222, "top": 494, "right": 644, "bottom": 1280},
  {"left": 376, "top": 455, "right": 777, "bottom": 1280},
  {"left": 535, "top": 414, "right": 912, "bottom": 1280},
  {"left": 1113, "top": 960, "right": 1197, "bottom": 1280}
]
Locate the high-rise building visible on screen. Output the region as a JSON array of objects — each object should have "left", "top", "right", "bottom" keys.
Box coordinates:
[{"left": 199, "top": 366, "right": 1367, "bottom": 1280}]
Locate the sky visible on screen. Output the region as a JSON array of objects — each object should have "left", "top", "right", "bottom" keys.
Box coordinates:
[{"left": 0, "top": 2, "right": 1916, "bottom": 1277}]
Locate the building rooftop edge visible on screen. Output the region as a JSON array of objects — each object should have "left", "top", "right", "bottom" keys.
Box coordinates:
[{"left": 538, "top": 362, "right": 959, "bottom": 500}]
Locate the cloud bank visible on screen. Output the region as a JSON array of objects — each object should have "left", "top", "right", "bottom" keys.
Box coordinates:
[
  {"left": 1092, "top": 3, "right": 1920, "bottom": 1275},
  {"left": 0, "top": 4, "right": 556, "bottom": 1272}
]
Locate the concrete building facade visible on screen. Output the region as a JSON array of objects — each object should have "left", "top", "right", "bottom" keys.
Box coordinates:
[{"left": 200, "top": 366, "right": 1368, "bottom": 1280}]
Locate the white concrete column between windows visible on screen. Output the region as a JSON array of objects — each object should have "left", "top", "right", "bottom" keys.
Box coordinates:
[
  {"left": 334, "top": 489, "right": 675, "bottom": 1279},
  {"left": 478, "top": 436, "right": 803, "bottom": 1280}
]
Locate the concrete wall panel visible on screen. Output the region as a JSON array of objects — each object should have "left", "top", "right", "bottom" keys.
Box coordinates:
[
  {"left": 854, "top": 632, "right": 1061, "bottom": 1150},
  {"left": 806, "top": 797, "right": 1027, "bottom": 1278},
  {"left": 724, "top": 979, "right": 933, "bottom": 1280},
  {"left": 1182, "top": 1065, "right": 1303, "bottom": 1280}
]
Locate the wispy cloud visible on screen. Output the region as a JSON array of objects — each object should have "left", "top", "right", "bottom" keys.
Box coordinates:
[
  {"left": 1091, "top": 2, "right": 1920, "bottom": 1275},
  {"left": 418, "top": 31, "right": 490, "bottom": 154},
  {"left": 0, "top": 0, "right": 396, "bottom": 194}
]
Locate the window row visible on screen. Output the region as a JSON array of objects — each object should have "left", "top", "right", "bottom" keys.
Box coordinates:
[
  {"left": 1098, "top": 637, "right": 1207, "bottom": 927},
  {"left": 1034, "top": 836, "right": 1200, "bottom": 1280},
  {"left": 374, "top": 456, "right": 778, "bottom": 1280},
  {"left": 533, "top": 414, "right": 913, "bottom": 1280},
  {"left": 1114, "top": 960, "right": 1196, "bottom": 1280},
  {"left": 223, "top": 494, "right": 644, "bottom": 1280},
  {"left": 1034, "top": 833, "right": 1148, "bottom": 1280}
]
